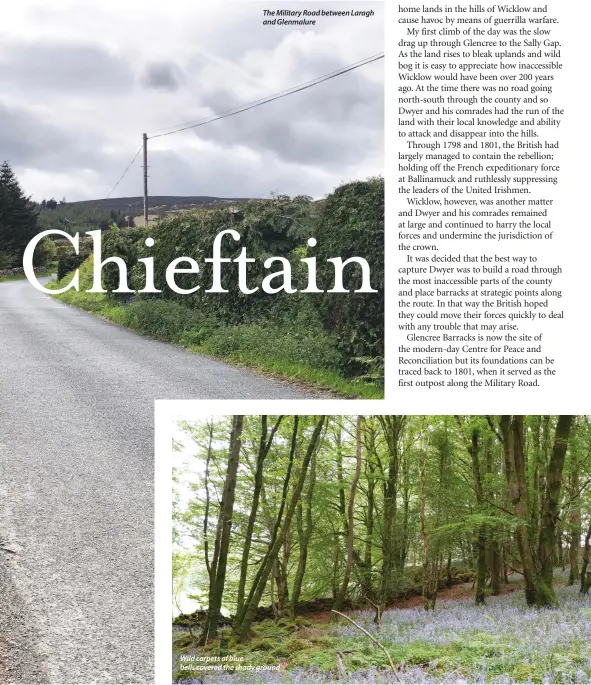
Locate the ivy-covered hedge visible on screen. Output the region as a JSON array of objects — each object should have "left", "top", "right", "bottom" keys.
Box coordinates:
[
  {"left": 314, "top": 177, "right": 384, "bottom": 375},
  {"left": 57, "top": 179, "right": 384, "bottom": 380}
]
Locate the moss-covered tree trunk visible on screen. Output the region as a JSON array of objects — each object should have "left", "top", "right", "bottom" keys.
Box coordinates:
[
  {"left": 580, "top": 522, "right": 591, "bottom": 594},
  {"left": 199, "top": 415, "right": 243, "bottom": 644},
  {"left": 273, "top": 558, "right": 291, "bottom": 618},
  {"left": 499, "top": 415, "right": 537, "bottom": 606},
  {"left": 471, "top": 430, "right": 487, "bottom": 605},
  {"left": 568, "top": 446, "right": 580, "bottom": 586},
  {"left": 235, "top": 416, "right": 283, "bottom": 621},
  {"left": 335, "top": 416, "right": 362, "bottom": 611},
  {"left": 484, "top": 435, "right": 501, "bottom": 596},
  {"left": 536, "top": 415, "right": 574, "bottom": 606},
  {"left": 363, "top": 450, "right": 376, "bottom": 597},
  {"left": 233, "top": 416, "right": 325, "bottom": 642},
  {"left": 291, "top": 446, "right": 317, "bottom": 611},
  {"left": 378, "top": 416, "right": 406, "bottom": 604}
]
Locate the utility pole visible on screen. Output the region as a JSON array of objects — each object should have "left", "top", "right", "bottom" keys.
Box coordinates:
[{"left": 143, "top": 133, "right": 148, "bottom": 227}]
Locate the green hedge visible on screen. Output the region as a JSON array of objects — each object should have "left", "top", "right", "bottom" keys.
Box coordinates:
[
  {"left": 314, "top": 177, "right": 384, "bottom": 374},
  {"left": 56, "top": 180, "right": 383, "bottom": 380}
]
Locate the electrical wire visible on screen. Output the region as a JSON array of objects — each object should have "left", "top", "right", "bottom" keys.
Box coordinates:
[
  {"left": 104, "top": 52, "right": 383, "bottom": 197},
  {"left": 148, "top": 52, "right": 384, "bottom": 140},
  {"left": 145, "top": 52, "right": 384, "bottom": 137},
  {"left": 105, "top": 146, "right": 142, "bottom": 198}
]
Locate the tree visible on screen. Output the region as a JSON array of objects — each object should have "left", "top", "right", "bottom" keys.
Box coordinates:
[
  {"left": 199, "top": 415, "right": 243, "bottom": 644},
  {"left": 492, "top": 415, "right": 574, "bottom": 606},
  {"left": 334, "top": 416, "right": 363, "bottom": 611},
  {"left": 232, "top": 416, "right": 325, "bottom": 641},
  {"left": 172, "top": 413, "right": 590, "bottom": 653},
  {"left": 536, "top": 415, "right": 574, "bottom": 604},
  {"left": 0, "top": 161, "right": 39, "bottom": 265},
  {"left": 235, "top": 416, "right": 283, "bottom": 619},
  {"left": 581, "top": 521, "right": 591, "bottom": 594},
  {"left": 378, "top": 415, "right": 406, "bottom": 605}
]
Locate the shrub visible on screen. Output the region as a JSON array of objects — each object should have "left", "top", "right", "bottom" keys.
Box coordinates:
[
  {"left": 35, "top": 237, "right": 57, "bottom": 266},
  {"left": 0, "top": 251, "right": 18, "bottom": 269},
  {"left": 50, "top": 182, "right": 384, "bottom": 385},
  {"left": 119, "top": 299, "right": 212, "bottom": 343},
  {"left": 201, "top": 321, "right": 340, "bottom": 370},
  {"left": 58, "top": 248, "right": 91, "bottom": 281},
  {"left": 312, "top": 177, "right": 384, "bottom": 375}
]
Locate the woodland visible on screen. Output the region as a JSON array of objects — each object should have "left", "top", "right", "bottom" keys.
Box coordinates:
[{"left": 172, "top": 415, "right": 591, "bottom": 683}]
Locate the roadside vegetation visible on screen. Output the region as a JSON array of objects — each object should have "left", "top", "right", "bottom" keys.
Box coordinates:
[
  {"left": 0, "top": 160, "right": 57, "bottom": 275},
  {"left": 172, "top": 415, "right": 591, "bottom": 683},
  {"left": 49, "top": 179, "right": 384, "bottom": 397}
]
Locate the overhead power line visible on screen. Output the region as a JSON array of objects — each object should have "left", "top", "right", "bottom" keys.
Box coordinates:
[
  {"left": 148, "top": 52, "right": 384, "bottom": 140},
  {"left": 103, "top": 52, "right": 384, "bottom": 204},
  {"left": 105, "top": 146, "right": 142, "bottom": 199},
  {"left": 146, "top": 52, "right": 385, "bottom": 138}
]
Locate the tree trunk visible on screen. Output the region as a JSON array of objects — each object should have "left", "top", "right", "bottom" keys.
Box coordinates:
[
  {"left": 363, "top": 449, "right": 376, "bottom": 598},
  {"left": 291, "top": 446, "right": 317, "bottom": 611},
  {"left": 568, "top": 446, "right": 580, "bottom": 586},
  {"left": 556, "top": 528, "right": 564, "bottom": 571},
  {"left": 378, "top": 416, "right": 405, "bottom": 604},
  {"left": 233, "top": 416, "right": 325, "bottom": 642},
  {"left": 470, "top": 428, "right": 486, "bottom": 605},
  {"left": 490, "top": 538, "right": 502, "bottom": 595},
  {"left": 446, "top": 551, "right": 453, "bottom": 588},
  {"left": 234, "top": 417, "right": 299, "bottom": 630},
  {"left": 200, "top": 415, "right": 243, "bottom": 643},
  {"left": 419, "top": 437, "right": 439, "bottom": 610},
  {"left": 273, "top": 558, "right": 290, "bottom": 618},
  {"left": 202, "top": 421, "right": 214, "bottom": 578},
  {"left": 235, "top": 416, "right": 283, "bottom": 620},
  {"left": 400, "top": 448, "right": 411, "bottom": 570},
  {"left": 536, "top": 415, "right": 574, "bottom": 606},
  {"left": 530, "top": 416, "right": 541, "bottom": 542},
  {"left": 335, "top": 416, "right": 363, "bottom": 610},
  {"left": 580, "top": 522, "right": 591, "bottom": 594},
  {"left": 499, "top": 415, "right": 537, "bottom": 606},
  {"left": 502, "top": 542, "right": 510, "bottom": 583},
  {"left": 475, "top": 527, "right": 487, "bottom": 605}
]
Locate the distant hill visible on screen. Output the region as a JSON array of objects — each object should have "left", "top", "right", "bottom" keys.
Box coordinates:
[{"left": 68, "top": 196, "right": 251, "bottom": 215}]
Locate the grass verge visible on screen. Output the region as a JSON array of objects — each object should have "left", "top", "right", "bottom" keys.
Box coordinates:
[{"left": 46, "top": 264, "right": 383, "bottom": 398}]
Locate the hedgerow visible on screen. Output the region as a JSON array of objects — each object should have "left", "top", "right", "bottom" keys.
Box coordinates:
[{"left": 53, "top": 179, "right": 384, "bottom": 386}]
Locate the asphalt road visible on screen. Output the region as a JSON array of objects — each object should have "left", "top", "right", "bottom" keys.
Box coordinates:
[{"left": 0, "top": 278, "right": 311, "bottom": 684}]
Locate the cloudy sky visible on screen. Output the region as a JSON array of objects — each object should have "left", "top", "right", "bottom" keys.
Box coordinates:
[{"left": 0, "top": 0, "right": 383, "bottom": 202}]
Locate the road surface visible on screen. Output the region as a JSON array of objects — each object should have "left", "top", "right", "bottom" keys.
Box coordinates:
[{"left": 0, "top": 278, "right": 311, "bottom": 683}]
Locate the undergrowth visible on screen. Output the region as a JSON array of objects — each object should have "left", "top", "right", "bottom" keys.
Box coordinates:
[
  {"left": 47, "top": 257, "right": 382, "bottom": 398},
  {"left": 171, "top": 584, "right": 591, "bottom": 684}
]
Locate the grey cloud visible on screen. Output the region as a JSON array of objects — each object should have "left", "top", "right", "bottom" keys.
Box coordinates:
[
  {"left": 140, "top": 61, "right": 184, "bottom": 92},
  {"left": 144, "top": 149, "right": 337, "bottom": 199},
  {"left": 0, "top": 1, "right": 383, "bottom": 201},
  {"left": 0, "top": 102, "right": 123, "bottom": 176},
  {"left": 188, "top": 64, "right": 383, "bottom": 170},
  {"left": 0, "top": 41, "right": 134, "bottom": 94},
  {"left": 182, "top": 1, "right": 383, "bottom": 63}
]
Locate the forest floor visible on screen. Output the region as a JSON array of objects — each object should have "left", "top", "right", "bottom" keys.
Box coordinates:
[{"left": 172, "top": 573, "right": 591, "bottom": 684}]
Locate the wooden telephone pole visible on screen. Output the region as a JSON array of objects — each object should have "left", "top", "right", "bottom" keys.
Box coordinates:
[{"left": 142, "top": 133, "right": 148, "bottom": 226}]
